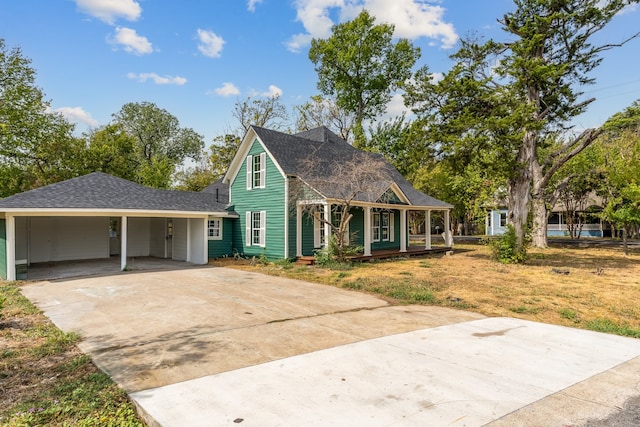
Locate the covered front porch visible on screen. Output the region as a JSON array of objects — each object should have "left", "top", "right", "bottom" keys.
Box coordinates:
[{"left": 294, "top": 200, "right": 453, "bottom": 261}]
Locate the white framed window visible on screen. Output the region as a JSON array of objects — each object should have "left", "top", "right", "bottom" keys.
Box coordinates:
[
  {"left": 314, "top": 210, "right": 325, "bottom": 248},
  {"left": 381, "top": 212, "right": 389, "bottom": 241},
  {"left": 246, "top": 211, "right": 266, "bottom": 247},
  {"left": 372, "top": 212, "right": 394, "bottom": 243},
  {"left": 208, "top": 219, "right": 222, "bottom": 240},
  {"left": 372, "top": 213, "right": 381, "bottom": 242},
  {"left": 246, "top": 152, "right": 266, "bottom": 189},
  {"left": 499, "top": 212, "right": 507, "bottom": 227}
]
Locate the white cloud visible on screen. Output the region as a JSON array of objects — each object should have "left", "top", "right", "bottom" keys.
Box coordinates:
[
  {"left": 197, "top": 29, "right": 225, "bottom": 58},
  {"left": 385, "top": 93, "right": 411, "bottom": 118},
  {"left": 262, "top": 85, "right": 283, "bottom": 97},
  {"left": 212, "top": 82, "right": 240, "bottom": 96},
  {"left": 247, "top": 0, "right": 263, "bottom": 12},
  {"left": 286, "top": 0, "right": 458, "bottom": 52},
  {"left": 76, "top": 0, "right": 141, "bottom": 25},
  {"left": 127, "top": 72, "right": 187, "bottom": 85},
  {"left": 53, "top": 106, "right": 99, "bottom": 127},
  {"left": 286, "top": 0, "right": 342, "bottom": 52},
  {"left": 285, "top": 33, "right": 314, "bottom": 53},
  {"left": 361, "top": 0, "right": 458, "bottom": 48},
  {"left": 109, "top": 27, "right": 153, "bottom": 55}
]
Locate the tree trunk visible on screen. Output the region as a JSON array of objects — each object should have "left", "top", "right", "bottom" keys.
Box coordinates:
[
  {"left": 623, "top": 226, "right": 629, "bottom": 256},
  {"left": 531, "top": 197, "right": 548, "bottom": 248},
  {"left": 508, "top": 129, "right": 536, "bottom": 252}
]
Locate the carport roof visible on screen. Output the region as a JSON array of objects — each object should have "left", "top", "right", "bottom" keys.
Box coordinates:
[{"left": 0, "top": 172, "right": 234, "bottom": 214}]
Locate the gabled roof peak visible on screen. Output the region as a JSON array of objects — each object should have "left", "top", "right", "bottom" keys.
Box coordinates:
[{"left": 294, "top": 126, "right": 347, "bottom": 145}]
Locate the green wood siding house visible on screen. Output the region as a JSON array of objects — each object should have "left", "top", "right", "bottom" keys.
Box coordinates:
[
  {"left": 223, "top": 126, "right": 453, "bottom": 260},
  {"left": 0, "top": 125, "right": 451, "bottom": 280}
]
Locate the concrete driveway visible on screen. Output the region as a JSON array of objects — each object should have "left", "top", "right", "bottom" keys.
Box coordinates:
[{"left": 21, "top": 266, "right": 640, "bottom": 427}]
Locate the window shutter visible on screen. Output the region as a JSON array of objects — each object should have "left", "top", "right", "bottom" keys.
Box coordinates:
[
  {"left": 259, "top": 152, "right": 266, "bottom": 188},
  {"left": 246, "top": 156, "right": 252, "bottom": 190},
  {"left": 259, "top": 211, "right": 266, "bottom": 247},
  {"left": 390, "top": 213, "right": 395, "bottom": 242},
  {"left": 245, "top": 212, "right": 251, "bottom": 246}
]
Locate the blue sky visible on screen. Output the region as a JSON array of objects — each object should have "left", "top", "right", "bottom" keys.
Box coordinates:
[{"left": 2, "top": 0, "right": 639, "bottom": 147}]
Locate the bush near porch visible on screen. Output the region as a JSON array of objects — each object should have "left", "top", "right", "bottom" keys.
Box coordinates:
[{"left": 212, "top": 242, "right": 640, "bottom": 339}]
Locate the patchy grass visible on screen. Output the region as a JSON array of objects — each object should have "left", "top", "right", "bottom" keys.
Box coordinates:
[
  {"left": 0, "top": 283, "right": 145, "bottom": 426},
  {"left": 212, "top": 242, "right": 640, "bottom": 338}
]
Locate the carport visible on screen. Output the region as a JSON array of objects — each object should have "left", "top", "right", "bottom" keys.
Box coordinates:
[{"left": 0, "top": 172, "right": 237, "bottom": 280}]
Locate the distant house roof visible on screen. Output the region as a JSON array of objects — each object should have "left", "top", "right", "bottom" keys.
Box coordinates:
[
  {"left": 0, "top": 172, "right": 234, "bottom": 214},
  {"left": 251, "top": 126, "right": 452, "bottom": 208}
]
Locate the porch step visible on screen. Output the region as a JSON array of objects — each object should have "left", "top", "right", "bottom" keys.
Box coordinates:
[{"left": 295, "top": 256, "right": 316, "bottom": 266}]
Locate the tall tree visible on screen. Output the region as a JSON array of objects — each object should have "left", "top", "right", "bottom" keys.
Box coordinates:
[
  {"left": 294, "top": 95, "right": 355, "bottom": 144},
  {"left": 112, "top": 101, "right": 204, "bottom": 188},
  {"left": 598, "top": 102, "right": 640, "bottom": 254},
  {"left": 0, "top": 39, "right": 80, "bottom": 196},
  {"left": 82, "top": 124, "right": 138, "bottom": 181},
  {"left": 407, "top": 1, "right": 639, "bottom": 254},
  {"left": 308, "top": 10, "right": 420, "bottom": 147},
  {"left": 232, "top": 95, "right": 289, "bottom": 135}
]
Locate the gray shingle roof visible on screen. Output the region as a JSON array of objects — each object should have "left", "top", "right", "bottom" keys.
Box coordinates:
[
  {"left": 252, "top": 126, "right": 452, "bottom": 208},
  {"left": 201, "top": 179, "right": 229, "bottom": 204},
  {"left": 0, "top": 172, "right": 231, "bottom": 213}
]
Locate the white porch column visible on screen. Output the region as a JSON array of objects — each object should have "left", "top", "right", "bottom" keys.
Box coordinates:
[
  {"left": 425, "top": 210, "right": 431, "bottom": 250},
  {"left": 6, "top": 215, "right": 16, "bottom": 281},
  {"left": 324, "top": 203, "right": 331, "bottom": 249},
  {"left": 400, "top": 209, "right": 407, "bottom": 252},
  {"left": 202, "top": 218, "right": 208, "bottom": 264},
  {"left": 364, "top": 206, "right": 372, "bottom": 256},
  {"left": 296, "top": 205, "right": 302, "bottom": 257},
  {"left": 120, "top": 216, "right": 128, "bottom": 271},
  {"left": 444, "top": 209, "right": 453, "bottom": 247}
]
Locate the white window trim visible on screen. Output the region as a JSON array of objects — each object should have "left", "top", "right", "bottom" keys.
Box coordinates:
[
  {"left": 381, "top": 212, "right": 390, "bottom": 242},
  {"left": 247, "top": 152, "right": 267, "bottom": 190},
  {"left": 245, "top": 212, "right": 252, "bottom": 246},
  {"left": 372, "top": 212, "right": 381, "bottom": 242},
  {"left": 313, "top": 211, "right": 324, "bottom": 249},
  {"left": 247, "top": 211, "right": 266, "bottom": 248},
  {"left": 390, "top": 213, "right": 395, "bottom": 243},
  {"left": 259, "top": 152, "right": 266, "bottom": 188},
  {"left": 207, "top": 218, "right": 222, "bottom": 241}
]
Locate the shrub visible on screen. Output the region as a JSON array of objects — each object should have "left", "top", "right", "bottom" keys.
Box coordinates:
[
  {"left": 489, "top": 224, "right": 529, "bottom": 264},
  {"left": 314, "top": 234, "right": 362, "bottom": 268}
]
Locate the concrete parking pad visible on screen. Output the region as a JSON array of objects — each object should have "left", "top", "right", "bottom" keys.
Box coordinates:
[
  {"left": 21, "top": 266, "right": 640, "bottom": 426},
  {"left": 132, "top": 317, "right": 640, "bottom": 427},
  {"left": 21, "top": 266, "right": 482, "bottom": 392}
]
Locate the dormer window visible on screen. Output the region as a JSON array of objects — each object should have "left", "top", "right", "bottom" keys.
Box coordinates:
[{"left": 246, "top": 152, "right": 266, "bottom": 189}]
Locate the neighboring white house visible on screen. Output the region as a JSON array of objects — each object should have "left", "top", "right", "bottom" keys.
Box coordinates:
[{"left": 486, "top": 193, "right": 606, "bottom": 238}]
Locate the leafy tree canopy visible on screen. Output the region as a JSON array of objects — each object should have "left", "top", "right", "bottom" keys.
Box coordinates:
[{"left": 309, "top": 9, "right": 420, "bottom": 147}]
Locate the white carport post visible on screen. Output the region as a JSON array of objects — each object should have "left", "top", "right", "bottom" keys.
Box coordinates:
[
  {"left": 364, "top": 206, "right": 372, "bottom": 256},
  {"left": 6, "top": 215, "right": 16, "bottom": 281},
  {"left": 425, "top": 210, "right": 431, "bottom": 250},
  {"left": 202, "top": 218, "right": 208, "bottom": 264},
  {"left": 400, "top": 209, "right": 407, "bottom": 252},
  {"left": 120, "top": 216, "right": 128, "bottom": 271},
  {"left": 296, "top": 204, "right": 302, "bottom": 257}
]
